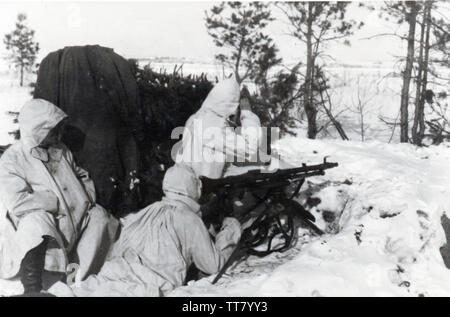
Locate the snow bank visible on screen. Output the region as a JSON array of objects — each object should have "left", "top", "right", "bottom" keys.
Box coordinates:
[{"left": 172, "top": 137, "right": 450, "bottom": 297}]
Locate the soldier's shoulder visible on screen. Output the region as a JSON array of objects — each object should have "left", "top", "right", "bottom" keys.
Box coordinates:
[
  {"left": 0, "top": 143, "right": 23, "bottom": 168},
  {"left": 0, "top": 143, "right": 22, "bottom": 160},
  {"left": 174, "top": 206, "right": 203, "bottom": 226}
]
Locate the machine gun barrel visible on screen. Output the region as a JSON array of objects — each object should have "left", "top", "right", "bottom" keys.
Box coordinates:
[{"left": 200, "top": 159, "right": 338, "bottom": 197}]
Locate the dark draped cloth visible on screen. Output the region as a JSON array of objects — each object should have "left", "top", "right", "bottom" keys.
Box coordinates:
[{"left": 34, "top": 45, "right": 145, "bottom": 215}]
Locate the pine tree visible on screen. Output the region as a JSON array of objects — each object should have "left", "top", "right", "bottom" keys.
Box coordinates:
[
  {"left": 206, "top": 2, "right": 302, "bottom": 136},
  {"left": 381, "top": 1, "right": 449, "bottom": 144},
  {"left": 277, "top": 2, "right": 363, "bottom": 139},
  {"left": 412, "top": 1, "right": 432, "bottom": 145},
  {"left": 248, "top": 61, "right": 300, "bottom": 137},
  {"left": 3, "top": 13, "right": 40, "bottom": 86},
  {"left": 396, "top": 2, "right": 419, "bottom": 143},
  {"left": 205, "top": 2, "right": 276, "bottom": 84}
]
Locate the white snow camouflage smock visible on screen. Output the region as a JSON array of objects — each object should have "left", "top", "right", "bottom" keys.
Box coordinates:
[
  {"left": 74, "top": 164, "right": 242, "bottom": 296},
  {"left": 0, "top": 99, "right": 118, "bottom": 280},
  {"left": 175, "top": 76, "right": 262, "bottom": 179}
]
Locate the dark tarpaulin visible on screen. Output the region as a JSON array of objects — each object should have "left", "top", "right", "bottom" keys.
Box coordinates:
[{"left": 34, "top": 45, "right": 145, "bottom": 216}]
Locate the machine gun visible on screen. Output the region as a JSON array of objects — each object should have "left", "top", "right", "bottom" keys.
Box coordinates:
[{"left": 199, "top": 158, "right": 338, "bottom": 284}]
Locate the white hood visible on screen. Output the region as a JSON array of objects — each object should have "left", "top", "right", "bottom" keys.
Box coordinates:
[
  {"left": 162, "top": 164, "right": 202, "bottom": 202},
  {"left": 18, "top": 99, "right": 68, "bottom": 150},
  {"left": 200, "top": 76, "right": 240, "bottom": 118}
]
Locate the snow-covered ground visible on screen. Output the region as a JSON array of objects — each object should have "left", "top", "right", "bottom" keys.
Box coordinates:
[
  {"left": 171, "top": 137, "right": 450, "bottom": 297},
  {"left": 0, "top": 66, "right": 450, "bottom": 297},
  {"left": 2, "top": 135, "right": 449, "bottom": 297}
]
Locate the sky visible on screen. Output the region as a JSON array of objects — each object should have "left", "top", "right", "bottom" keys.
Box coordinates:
[{"left": 0, "top": 0, "right": 433, "bottom": 70}]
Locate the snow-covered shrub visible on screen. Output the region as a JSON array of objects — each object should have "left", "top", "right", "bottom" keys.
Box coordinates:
[{"left": 129, "top": 60, "right": 214, "bottom": 206}]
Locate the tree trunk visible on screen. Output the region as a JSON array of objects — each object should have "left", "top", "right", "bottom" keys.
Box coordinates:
[
  {"left": 399, "top": 2, "right": 418, "bottom": 143},
  {"left": 412, "top": 6, "right": 426, "bottom": 145},
  {"left": 304, "top": 2, "right": 317, "bottom": 139},
  {"left": 318, "top": 78, "right": 349, "bottom": 141},
  {"left": 360, "top": 110, "right": 365, "bottom": 142},
  {"left": 20, "top": 64, "right": 24, "bottom": 87},
  {"left": 418, "top": 2, "right": 432, "bottom": 142},
  {"left": 234, "top": 36, "right": 245, "bottom": 84}
]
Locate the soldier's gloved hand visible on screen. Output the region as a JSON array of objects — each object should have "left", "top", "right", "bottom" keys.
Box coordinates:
[
  {"left": 221, "top": 217, "right": 241, "bottom": 229},
  {"left": 241, "top": 216, "right": 256, "bottom": 231},
  {"left": 220, "top": 217, "right": 242, "bottom": 243}
]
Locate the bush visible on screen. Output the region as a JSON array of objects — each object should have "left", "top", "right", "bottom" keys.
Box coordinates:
[
  {"left": 131, "top": 61, "right": 213, "bottom": 142},
  {"left": 128, "top": 60, "right": 214, "bottom": 207}
]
